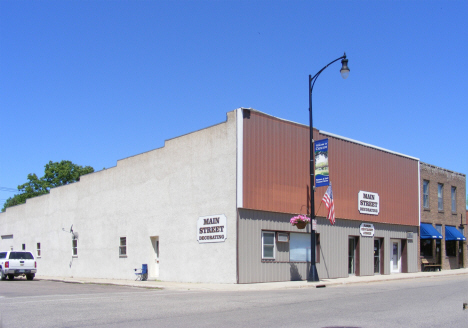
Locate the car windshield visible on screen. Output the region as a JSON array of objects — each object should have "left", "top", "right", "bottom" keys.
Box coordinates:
[
  {"left": 8, "top": 252, "right": 34, "bottom": 260},
  {"left": 0, "top": 252, "right": 6, "bottom": 259}
]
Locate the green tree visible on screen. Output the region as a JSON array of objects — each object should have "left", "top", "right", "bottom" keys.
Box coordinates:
[{"left": 2, "top": 161, "right": 94, "bottom": 212}]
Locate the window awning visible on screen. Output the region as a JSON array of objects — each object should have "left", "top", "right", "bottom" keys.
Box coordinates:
[
  {"left": 445, "top": 226, "right": 466, "bottom": 241},
  {"left": 420, "top": 223, "right": 443, "bottom": 239}
]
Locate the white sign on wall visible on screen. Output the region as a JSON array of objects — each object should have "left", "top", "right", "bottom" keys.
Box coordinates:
[
  {"left": 360, "top": 223, "right": 375, "bottom": 237},
  {"left": 197, "top": 214, "right": 227, "bottom": 243},
  {"left": 358, "top": 191, "right": 380, "bottom": 215}
]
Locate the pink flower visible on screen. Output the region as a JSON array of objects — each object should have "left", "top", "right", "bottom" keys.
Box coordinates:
[{"left": 290, "top": 215, "right": 311, "bottom": 225}]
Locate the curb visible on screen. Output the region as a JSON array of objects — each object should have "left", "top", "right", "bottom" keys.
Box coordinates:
[{"left": 36, "top": 269, "right": 468, "bottom": 292}]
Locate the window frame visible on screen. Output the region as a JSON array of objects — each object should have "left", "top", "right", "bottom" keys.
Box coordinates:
[
  {"left": 423, "top": 180, "right": 429, "bottom": 209},
  {"left": 437, "top": 183, "right": 444, "bottom": 211},
  {"left": 316, "top": 233, "right": 320, "bottom": 263},
  {"left": 420, "top": 239, "right": 433, "bottom": 257},
  {"left": 262, "top": 231, "right": 276, "bottom": 260},
  {"left": 36, "top": 242, "right": 41, "bottom": 258},
  {"left": 445, "top": 240, "right": 457, "bottom": 257},
  {"left": 451, "top": 186, "right": 456, "bottom": 213},
  {"left": 119, "top": 237, "right": 127, "bottom": 257},
  {"left": 72, "top": 238, "right": 78, "bottom": 257},
  {"left": 289, "top": 232, "right": 320, "bottom": 263}
]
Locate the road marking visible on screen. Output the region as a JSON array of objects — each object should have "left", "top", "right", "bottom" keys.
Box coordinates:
[{"left": 0, "top": 289, "right": 201, "bottom": 305}]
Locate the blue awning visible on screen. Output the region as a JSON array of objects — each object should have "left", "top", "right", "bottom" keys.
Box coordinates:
[
  {"left": 445, "top": 226, "right": 466, "bottom": 241},
  {"left": 420, "top": 223, "right": 443, "bottom": 239}
]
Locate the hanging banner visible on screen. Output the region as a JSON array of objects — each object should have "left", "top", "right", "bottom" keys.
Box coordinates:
[{"left": 315, "top": 139, "right": 329, "bottom": 187}]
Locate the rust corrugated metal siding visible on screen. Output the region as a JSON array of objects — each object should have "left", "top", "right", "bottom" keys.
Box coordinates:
[
  {"left": 243, "top": 111, "right": 309, "bottom": 215},
  {"left": 243, "top": 111, "right": 419, "bottom": 226}
]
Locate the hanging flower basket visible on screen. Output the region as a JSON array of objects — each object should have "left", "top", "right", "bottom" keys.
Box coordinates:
[
  {"left": 290, "top": 215, "right": 311, "bottom": 230},
  {"left": 295, "top": 221, "right": 307, "bottom": 229}
]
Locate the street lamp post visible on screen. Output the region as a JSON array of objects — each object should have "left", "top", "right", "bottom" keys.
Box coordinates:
[{"left": 307, "top": 53, "right": 349, "bottom": 282}]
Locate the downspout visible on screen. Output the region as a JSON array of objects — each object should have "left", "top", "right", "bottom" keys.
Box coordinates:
[{"left": 235, "top": 108, "right": 244, "bottom": 284}]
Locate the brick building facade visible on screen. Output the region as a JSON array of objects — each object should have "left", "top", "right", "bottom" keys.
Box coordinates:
[{"left": 419, "top": 162, "right": 467, "bottom": 271}]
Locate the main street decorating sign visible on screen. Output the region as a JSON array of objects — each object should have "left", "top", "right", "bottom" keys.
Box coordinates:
[
  {"left": 358, "top": 191, "right": 380, "bottom": 215},
  {"left": 197, "top": 214, "right": 227, "bottom": 243}
]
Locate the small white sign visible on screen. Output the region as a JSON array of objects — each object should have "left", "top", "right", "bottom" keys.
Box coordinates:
[
  {"left": 360, "top": 223, "right": 375, "bottom": 237},
  {"left": 358, "top": 191, "right": 380, "bottom": 215},
  {"left": 312, "top": 219, "right": 317, "bottom": 231},
  {"left": 197, "top": 214, "right": 227, "bottom": 243}
]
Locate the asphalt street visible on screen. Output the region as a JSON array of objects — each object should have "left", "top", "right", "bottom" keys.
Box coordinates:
[{"left": 0, "top": 275, "right": 467, "bottom": 328}]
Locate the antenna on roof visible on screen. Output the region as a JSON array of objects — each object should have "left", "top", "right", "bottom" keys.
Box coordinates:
[{"left": 62, "top": 225, "right": 77, "bottom": 239}]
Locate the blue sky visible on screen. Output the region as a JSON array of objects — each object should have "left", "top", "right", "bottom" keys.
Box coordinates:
[{"left": 1, "top": 1, "right": 467, "bottom": 208}]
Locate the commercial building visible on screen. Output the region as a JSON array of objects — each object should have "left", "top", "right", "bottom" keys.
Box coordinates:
[
  {"left": 0, "top": 109, "right": 443, "bottom": 283},
  {"left": 419, "top": 163, "right": 466, "bottom": 271},
  {"left": 237, "top": 109, "right": 419, "bottom": 282}
]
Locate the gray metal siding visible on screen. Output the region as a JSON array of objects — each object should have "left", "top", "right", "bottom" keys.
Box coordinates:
[{"left": 238, "top": 209, "right": 418, "bottom": 283}]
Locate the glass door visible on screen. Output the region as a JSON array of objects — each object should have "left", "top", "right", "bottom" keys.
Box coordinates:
[
  {"left": 459, "top": 241, "right": 464, "bottom": 268},
  {"left": 436, "top": 240, "right": 441, "bottom": 264},
  {"left": 348, "top": 237, "right": 356, "bottom": 275},
  {"left": 374, "top": 239, "right": 380, "bottom": 274},
  {"left": 390, "top": 239, "right": 401, "bottom": 273}
]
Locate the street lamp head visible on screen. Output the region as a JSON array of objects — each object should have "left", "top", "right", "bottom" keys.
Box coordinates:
[{"left": 340, "top": 55, "right": 350, "bottom": 79}]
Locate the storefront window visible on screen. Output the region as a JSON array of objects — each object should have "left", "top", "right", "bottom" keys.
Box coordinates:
[
  {"left": 420, "top": 239, "right": 433, "bottom": 256},
  {"left": 446, "top": 240, "right": 456, "bottom": 257},
  {"left": 289, "top": 233, "right": 320, "bottom": 262},
  {"left": 290, "top": 233, "right": 311, "bottom": 262}
]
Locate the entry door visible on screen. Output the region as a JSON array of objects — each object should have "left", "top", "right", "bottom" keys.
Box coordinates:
[
  {"left": 374, "top": 239, "right": 380, "bottom": 274},
  {"left": 348, "top": 237, "right": 356, "bottom": 275},
  {"left": 150, "top": 236, "right": 159, "bottom": 278},
  {"left": 459, "top": 242, "right": 464, "bottom": 268},
  {"left": 390, "top": 239, "right": 401, "bottom": 273}
]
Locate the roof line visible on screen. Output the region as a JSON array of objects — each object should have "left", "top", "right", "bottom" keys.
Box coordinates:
[
  {"left": 242, "top": 108, "right": 419, "bottom": 161},
  {"left": 319, "top": 130, "right": 420, "bottom": 161}
]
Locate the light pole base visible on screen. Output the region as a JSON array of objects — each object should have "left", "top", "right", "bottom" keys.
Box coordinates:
[{"left": 307, "top": 264, "right": 319, "bottom": 282}]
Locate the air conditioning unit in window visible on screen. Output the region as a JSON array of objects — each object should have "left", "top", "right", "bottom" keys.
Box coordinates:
[{"left": 277, "top": 233, "right": 289, "bottom": 243}]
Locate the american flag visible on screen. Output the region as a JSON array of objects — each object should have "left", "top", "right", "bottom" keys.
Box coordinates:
[{"left": 321, "top": 185, "right": 335, "bottom": 225}]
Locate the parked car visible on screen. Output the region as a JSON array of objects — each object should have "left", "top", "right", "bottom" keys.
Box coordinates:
[{"left": 0, "top": 251, "right": 37, "bottom": 280}]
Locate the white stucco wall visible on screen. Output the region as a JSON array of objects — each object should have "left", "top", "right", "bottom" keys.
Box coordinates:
[{"left": 0, "top": 110, "right": 238, "bottom": 283}]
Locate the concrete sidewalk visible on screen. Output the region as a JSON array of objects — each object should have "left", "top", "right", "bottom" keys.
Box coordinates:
[{"left": 37, "top": 268, "right": 468, "bottom": 291}]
